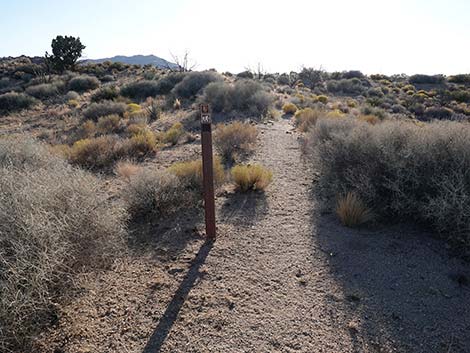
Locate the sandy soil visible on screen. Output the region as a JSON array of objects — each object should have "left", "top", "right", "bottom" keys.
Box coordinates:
[{"left": 35, "top": 117, "right": 470, "bottom": 353}]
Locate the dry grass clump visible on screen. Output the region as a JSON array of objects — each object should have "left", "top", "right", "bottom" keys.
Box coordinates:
[
  {"left": 120, "top": 129, "right": 157, "bottom": 157},
  {"left": 161, "top": 122, "right": 185, "bottom": 145},
  {"left": 168, "top": 156, "right": 225, "bottom": 190},
  {"left": 115, "top": 160, "right": 141, "bottom": 181},
  {"left": 336, "top": 192, "right": 372, "bottom": 227},
  {"left": 96, "top": 114, "right": 122, "bottom": 134},
  {"left": 282, "top": 102, "right": 298, "bottom": 115},
  {"left": 214, "top": 121, "right": 258, "bottom": 161},
  {"left": 173, "top": 98, "right": 181, "bottom": 109},
  {"left": 68, "top": 135, "right": 122, "bottom": 169},
  {"left": 122, "top": 169, "right": 194, "bottom": 219},
  {"left": 357, "top": 114, "right": 380, "bottom": 125},
  {"left": 294, "top": 108, "right": 323, "bottom": 132},
  {"left": 0, "top": 138, "right": 126, "bottom": 352},
  {"left": 305, "top": 118, "right": 470, "bottom": 248},
  {"left": 79, "top": 119, "right": 97, "bottom": 138},
  {"left": 231, "top": 164, "right": 273, "bottom": 192}
]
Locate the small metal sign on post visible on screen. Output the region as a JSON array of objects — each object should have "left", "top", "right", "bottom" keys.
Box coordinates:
[{"left": 200, "top": 103, "right": 216, "bottom": 239}]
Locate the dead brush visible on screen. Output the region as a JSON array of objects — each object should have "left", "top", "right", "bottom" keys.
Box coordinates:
[
  {"left": 294, "top": 108, "right": 323, "bottom": 132},
  {"left": 214, "top": 121, "right": 257, "bottom": 162},
  {"left": 336, "top": 192, "right": 372, "bottom": 227}
]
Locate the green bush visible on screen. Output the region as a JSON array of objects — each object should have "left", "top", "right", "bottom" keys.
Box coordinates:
[
  {"left": 0, "top": 92, "right": 37, "bottom": 113},
  {"left": 121, "top": 73, "right": 186, "bottom": 99},
  {"left": 90, "top": 86, "right": 119, "bottom": 102},
  {"left": 204, "top": 80, "right": 273, "bottom": 117},
  {"left": 25, "top": 83, "right": 61, "bottom": 99},
  {"left": 121, "top": 80, "right": 161, "bottom": 99},
  {"left": 83, "top": 101, "right": 126, "bottom": 120},
  {"left": 68, "top": 74, "right": 100, "bottom": 92},
  {"left": 172, "top": 71, "right": 222, "bottom": 99},
  {"left": 305, "top": 118, "right": 470, "bottom": 249},
  {"left": 409, "top": 74, "right": 445, "bottom": 85},
  {"left": 0, "top": 138, "right": 126, "bottom": 352}
]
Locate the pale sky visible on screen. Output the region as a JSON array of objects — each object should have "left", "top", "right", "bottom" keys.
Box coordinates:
[{"left": 1, "top": 0, "right": 469, "bottom": 75}]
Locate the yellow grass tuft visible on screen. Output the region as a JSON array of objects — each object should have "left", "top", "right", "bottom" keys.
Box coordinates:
[
  {"left": 168, "top": 156, "right": 225, "bottom": 188},
  {"left": 282, "top": 102, "right": 298, "bottom": 115},
  {"left": 231, "top": 164, "right": 273, "bottom": 192}
]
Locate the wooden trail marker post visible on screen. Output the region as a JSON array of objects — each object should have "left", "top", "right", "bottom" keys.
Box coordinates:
[{"left": 200, "top": 103, "right": 216, "bottom": 239}]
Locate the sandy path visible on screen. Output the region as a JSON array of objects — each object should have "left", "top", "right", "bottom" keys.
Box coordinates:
[{"left": 37, "top": 117, "right": 470, "bottom": 353}]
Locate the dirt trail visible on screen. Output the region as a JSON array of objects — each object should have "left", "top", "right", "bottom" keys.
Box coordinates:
[{"left": 38, "top": 118, "right": 470, "bottom": 353}]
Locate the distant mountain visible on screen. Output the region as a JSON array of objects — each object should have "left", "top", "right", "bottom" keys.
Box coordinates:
[{"left": 81, "top": 54, "right": 178, "bottom": 69}]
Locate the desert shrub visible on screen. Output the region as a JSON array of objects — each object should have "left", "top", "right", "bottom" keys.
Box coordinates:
[
  {"left": 168, "top": 157, "right": 225, "bottom": 190},
  {"left": 25, "top": 83, "right": 60, "bottom": 99},
  {"left": 449, "top": 90, "right": 470, "bottom": 103},
  {"left": 342, "top": 70, "right": 365, "bottom": 79},
  {"left": 162, "top": 122, "right": 185, "bottom": 145},
  {"left": 409, "top": 74, "right": 445, "bottom": 85},
  {"left": 326, "top": 79, "right": 366, "bottom": 95},
  {"left": 282, "top": 102, "right": 298, "bottom": 115},
  {"left": 449, "top": 74, "right": 470, "bottom": 84},
  {"left": 90, "top": 86, "right": 119, "bottom": 102},
  {"left": 68, "top": 74, "right": 100, "bottom": 92},
  {"left": 173, "top": 98, "right": 181, "bottom": 109},
  {"left": 83, "top": 101, "right": 126, "bottom": 120},
  {"left": 121, "top": 80, "right": 161, "bottom": 99},
  {"left": 204, "top": 80, "right": 273, "bottom": 117},
  {"left": 122, "top": 169, "right": 194, "bottom": 219},
  {"left": 277, "top": 74, "right": 290, "bottom": 85},
  {"left": 298, "top": 67, "right": 325, "bottom": 88},
  {"left": 237, "top": 70, "right": 254, "bottom": 79},
  {"left": 0, "top": 92, "right": 37, "bottom": 113},
  {"left": 120, "top": 129, "right": 157, "bottom": 158},
  {"left": 317, "top": 95, "right": 328, "bottom": 104},
  {"left": 214, "top": 121, "right": 257, "bottom": 161},
  {"left": 68, "top": 135, "right": 122, "bottom": 169},
  {"left": 154, "top": 72, "right": 186, "bottom": 94},
  {"left": 0, "top": 138, "right": 126, "bottom": 352},
  {"left": 294, "top": 108, "right": 323, "bottom": 132},
  {"left": 66, "top": 90, "right": 79, "bottom": 100},
  {"left": 97, "top": 114, "right": 122, "bottom": 133},
  {"left": 422, "top": 106, "right": 453, "bottom": 120},
  {"left": 336, "top": 192, "right": 372, "bottom": 227},
  {"left": 144, "top": 97, "right": 161, "bottom": 121},
  {"left": 231, "top": 164, "right": 273, "bottom": 192},
  {"left": 79, "top": 119, "right": 97, "bottom": 138},
  {"left": 305, "top": 118, "right": 470, "bottom": 248},
  {"left": 172, "top": 71, "right": 222, "bottom": 99}
]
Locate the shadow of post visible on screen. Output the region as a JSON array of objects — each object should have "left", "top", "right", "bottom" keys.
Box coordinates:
[{"left": 142, "top": 238, "right": 214, "bottom": 353}]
